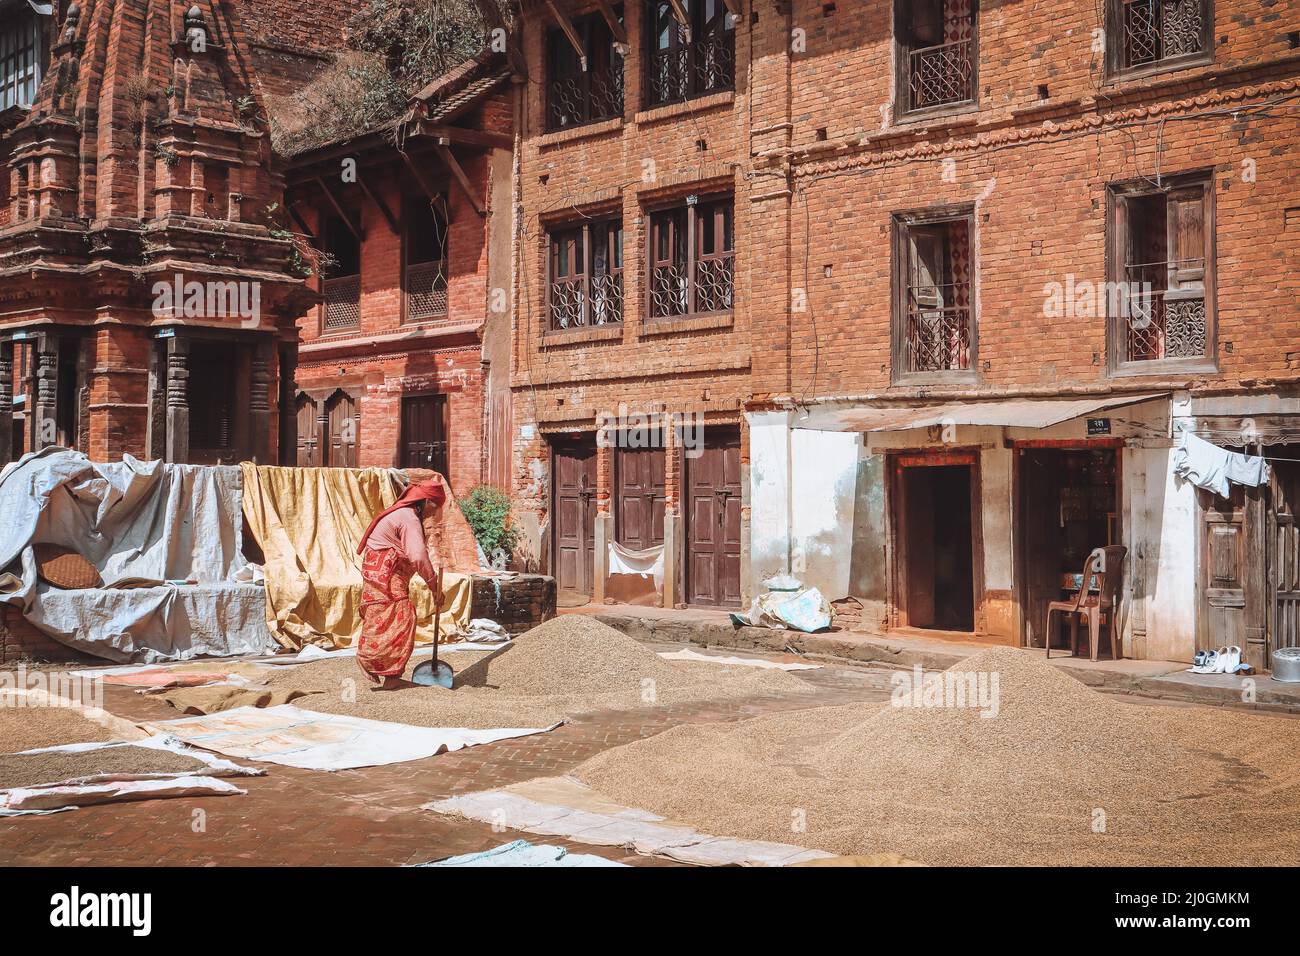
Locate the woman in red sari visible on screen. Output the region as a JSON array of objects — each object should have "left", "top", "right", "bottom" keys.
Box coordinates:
[{"left": 355, "top": 479, "right": 445, "bottom": 689}]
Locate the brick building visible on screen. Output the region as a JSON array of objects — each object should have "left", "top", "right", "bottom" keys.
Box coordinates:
[
  {"left": 512, "top": 0, "right": 1300, "bottom": 667},
  {"left": 282, "top": 53, "right": 516, "bottom": 496},
  {"left": 0, "top": 0, "right": 320, "bottom": 465}
]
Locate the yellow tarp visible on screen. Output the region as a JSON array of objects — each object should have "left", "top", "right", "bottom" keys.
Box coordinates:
[{"left": 240, "top": 464, "right": 471, "bottom": 650}]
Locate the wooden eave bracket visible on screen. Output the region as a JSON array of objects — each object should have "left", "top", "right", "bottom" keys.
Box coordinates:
[
  {"left": 593, "top": 0, "right": 629, "bottom": 47},
  {"left": 666, "top": 0, "right": 691, "bottom": 39},
  {"left": 546, "top": 0, "right": 588, "bottom": 71},
  {"left": 434, "top": 141, "right": 487, "bottom": 217},
  {"left": 313, "top": 177, "right": 361, "bottom": 240},
  {"left": 357, "top": 172, "right": 400, "bottom": 235},
  {"left": 721, "top": 0, "right": 740, "bottom": 16}
]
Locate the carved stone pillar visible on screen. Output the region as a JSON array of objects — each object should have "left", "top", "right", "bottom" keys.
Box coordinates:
[
  {"left": 164, "top": 335, "right": 190, "bottom": 463},
  {"left": 0, "top": 339, "right": 13, "bottom": 464},
  {"left": 33, "top": 334, "right": 59, "bottom": 451},
  {"left": 249, "top": 339, "right": 273, "bottom": 463}
]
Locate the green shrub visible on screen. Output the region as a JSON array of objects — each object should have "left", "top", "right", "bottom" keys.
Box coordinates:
[{"left": 459, "top": 484, "right": 522, "bottom": 569}]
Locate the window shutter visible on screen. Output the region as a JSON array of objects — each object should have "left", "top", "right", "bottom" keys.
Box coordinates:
[{"left": 1166, "top": 185, "right": 1207, "bottom": 293}]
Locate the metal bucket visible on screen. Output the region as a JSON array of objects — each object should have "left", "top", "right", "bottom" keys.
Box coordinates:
[{"left": 1272, "top": 647, "right": 1300, "bottom": 683}]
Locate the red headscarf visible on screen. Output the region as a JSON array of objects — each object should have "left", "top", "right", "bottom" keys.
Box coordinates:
[{"left": 356, "top": 478, "right": 447, "bottom": 555}]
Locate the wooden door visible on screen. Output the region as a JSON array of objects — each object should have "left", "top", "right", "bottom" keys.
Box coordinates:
[
  {"left": 616, "top": 443, "right": 665, "bottom": 551},
  {"left": 686, "top": 427, "right": 742, "bottom": 607},
  {"left": 400, "top": 395, "right": 449, "bottom": 476},
  {"left": 1199, "top": 486, "right": 1254, "bottom": 658},
  {"left": 1019, "top": 450, "right": 1063, "bottom": 647},
  {"left": 325, "top": 391, "right": 358, "bottom": 468},
  {"left": 295, "top": 394, "right": 318, "bottom": 467},
  {"left": 552, "top": 437, "right": 597, "bottom": 605},
  {"left": 901, "top": 466, "right": 937, "bottom": 627},
  {"left": 1271, "top": 460, "right": 1300, "bottom": 656}
]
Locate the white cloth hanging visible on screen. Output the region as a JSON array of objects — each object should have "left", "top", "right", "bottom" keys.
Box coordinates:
[{"left": 1172, "top": 430, "right": 1270, "bottom": 498}]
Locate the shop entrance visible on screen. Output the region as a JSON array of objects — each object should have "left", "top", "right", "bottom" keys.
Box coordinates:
[
  {"left": 894, "top": 455, "right": 978, "bottom": 633},
  {"left": 1018, "top": 446, "right": 1120, "bottom": 650}
]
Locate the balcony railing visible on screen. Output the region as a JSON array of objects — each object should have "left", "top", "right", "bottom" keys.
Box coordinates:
[
  {"left": 405, "top": 259, "right": 449, "bottom": 322},
  {"left": 909, "top": 38, "right": 975, "bottom": 110},
  {"left": 648, "top": 31, "right": 734, "bottom": 105},
  {"left": 549, "top": 60, "right": 623, "bottom": 129},
  {"left": 323, "top": 275, "right": 361, "bottom": 331},
  {"left": 550, "top": 273, "right": 623, "bottom": 330},
  {"left": 1121, "top": 281, "right": 1207, "bottom": 362},
  {"left": 650, "top": 253, "right": 734, "bottom": 319},
  {"left": 906, "top": 282, "right": 971, "bottom": 372},
  {"left": 694, "top": 254, "right": 734, "bottom": 314}
]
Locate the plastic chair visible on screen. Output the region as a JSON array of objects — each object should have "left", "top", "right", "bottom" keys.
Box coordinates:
[{"left": 1045, "top": 546, "right": 1126, "bottom": 661}]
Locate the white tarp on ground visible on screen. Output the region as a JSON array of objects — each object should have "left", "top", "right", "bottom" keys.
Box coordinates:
[
  {"left": 0, "top": 735, "right": 263, "bottom": 815},
  {"left": 145, "top": 704, "right": 562, "bottom": 771},
  {"left": 657, "top": 648, "right": 822, "bottom": 671},
  {"left": 0, "top": 448, "right": 274, "bottom": 663},
  {"left": 419, "top": 839, "right": 628, "bottom": 868},
  {"left": 426, "top": 776, "right": 833, "bottom": 867}
]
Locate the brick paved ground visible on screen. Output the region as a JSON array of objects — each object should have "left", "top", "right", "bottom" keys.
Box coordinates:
[{"left": 0, "top": 650, "right": 895, "bottom": 867}]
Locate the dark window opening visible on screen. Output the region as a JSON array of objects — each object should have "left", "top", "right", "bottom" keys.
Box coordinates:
[
  {"left": 547, "top": 8, "right": 624, "bottom": 130},
  {"left": 1110, "top": 0, "right": 1211, "bottom": 74},
  {"left": 646, "top": 0, "right": 735, "bottom": 107},
  {"left": 896, "top": 0, "right": 977, "bottom": 114},
  {"left": 1111, "top": 173, "right": 1213, "bottom": 365},
  {"left": 188, "top": 343, "right": 237, "bottom": 454},
  {"left": 203, "top": 165, "right": 229, "bottom": 219},
  {"left": 322, "top": 215, "right": 361, "bottom": 331},
  {"left": 648, "top": 196, "right": 733, "bottom": 319},
  {"left": 548, "top": 218, "right": 623, "bottom": 329},
  {"left": 895, "top": 210, "right": 975, "bottom": 375},
  {"left": 405, "top": 197, "right": 449, "bottom": 321}
]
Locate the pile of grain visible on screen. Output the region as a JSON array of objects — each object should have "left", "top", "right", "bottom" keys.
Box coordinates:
[
  {"left": 0, "top": 746, "right": 209, "bottom": 790},
  {"left": 265, "top": 616, "right": 812, "bottom": 729},
  {"left": 576, "top": 647, "right": 1300, "bottom": 866},
  {"left": 0, "top": 694, "right": 121, "bottom": 754}
]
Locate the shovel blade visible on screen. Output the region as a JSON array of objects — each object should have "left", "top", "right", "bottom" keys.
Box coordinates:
[{"left": 411, "top": 659, "right": 455, "bottom": 689}]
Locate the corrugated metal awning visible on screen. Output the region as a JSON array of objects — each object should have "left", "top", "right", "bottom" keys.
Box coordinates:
[{"left": 797, "top": 393, "right": 1168, "bottom": 432}]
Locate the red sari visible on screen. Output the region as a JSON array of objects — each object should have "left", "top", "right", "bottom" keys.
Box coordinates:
[{"left": 357, "top": 546, "right": 418, "bottom": 683}]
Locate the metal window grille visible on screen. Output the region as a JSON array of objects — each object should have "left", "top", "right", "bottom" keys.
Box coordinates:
[{"left": 323, "top": 275, "right": 361, "bottom": 331}]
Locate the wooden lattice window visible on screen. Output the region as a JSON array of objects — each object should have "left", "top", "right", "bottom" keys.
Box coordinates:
[
  {"left": 1108, "top": 172, "right": 1216, "bottom": 370},
  {"left": 547, "top": 8, "right": 624, "bottom": 131},
  {"left": 404, "top": 197, "right": 449, "bottom": 322},
  {"left": 895, "top": 0, "right": 977, "bottom": 116},
  {"left": 548, "top": 218, "right": 623, "bottom": 330},
  {"left": 648, "top": 196, "right": 733, "bottom": 319},
  {"left": 1107, "top": 0, "right": 1213, "bottom": 76},
  {"left": 321, "top": 215, "right": 361, "bottom": 332},
  {"left": 892, "top": 207, "right": 976, "bottom": 379},
  {"left": 645, "top": 0, "right": 735, "bottom": 108}
]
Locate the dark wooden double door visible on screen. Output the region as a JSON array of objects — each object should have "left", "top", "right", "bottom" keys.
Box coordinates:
[
  {"left": 1201, "top": 450, "right": 1300, "bottom": 670},
  {"left": 551, "top": 427, "right": 742, "bottom": 608}
]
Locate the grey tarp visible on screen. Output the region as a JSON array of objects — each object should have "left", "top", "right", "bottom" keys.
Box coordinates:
[{"left": 0, "top": 448, "right": 274, "bottom": 663}]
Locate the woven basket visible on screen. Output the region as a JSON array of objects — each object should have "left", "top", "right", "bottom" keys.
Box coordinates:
[{"left": 33, "top": 544, "right": 104, "bottom": 590}]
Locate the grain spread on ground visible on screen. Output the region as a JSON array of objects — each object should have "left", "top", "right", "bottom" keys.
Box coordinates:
[
  {"left": 0, "top": 747, "right": 210, "bottom": 790},
  {"left": 0, "top": 693, "right": 121, "bottom": 753},
  {"left": 264, "top": 615, "right": 813, "bottom": 729},
  {"left": 574, "top": 647, "right": 1300, "bottom": 866}
]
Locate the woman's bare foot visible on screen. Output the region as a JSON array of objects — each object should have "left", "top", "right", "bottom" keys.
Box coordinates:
[{"left": 372, "top": 675, "right": 412, "bottom": 691}]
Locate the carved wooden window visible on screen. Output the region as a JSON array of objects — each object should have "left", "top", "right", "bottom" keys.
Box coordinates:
[
  {"left": 548, "top": 218, "right": 623, "bottom": 330},
  {"left": 321, "top": 215, "right": 361, "bottom": 331},
  {"left": 404, "top": 196, "right": 449, "bottom": 322},
  {"left": 892, "top": 207, "right": 976, "bottom": 379},
  {"left": 648, "top": 195, "right": 733, "bottom": 319},
  {"left": 1107, "top": 0, "right": 1212, "bottom": 76},
  {"left": 188, "top": 342, "right": 237, "bottom": 456},
  {"left": 895, "top": 0, "right": 977, "bottom": 116},
  {"left": 0, "top": 7, "right": 47, "bottom": 112},
  {"left": 1109, "top": 172, "right": 1216, "bottom": 370},
  {"left": 547, "top": 8, "right": 624, "bottom": 130},
  {"left": 646, "top": 0, "right": 734, "bottom": 108}
]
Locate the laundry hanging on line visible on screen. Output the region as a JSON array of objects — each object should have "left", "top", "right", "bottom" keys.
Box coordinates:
[{"left": 1172, "top": 429, "right": 1271, "bottom": 498}]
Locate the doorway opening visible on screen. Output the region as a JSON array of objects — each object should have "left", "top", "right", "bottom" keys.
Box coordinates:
[
  {"left": 551, "top": 434, "right": 597, "bottom": 607},
  {"left": 1018, "top": 446, "right": 1120, "bottom": 650},
  {"left": 897, "top": 460, "right": 976, "bottom": 632},
  {"left": 400, "top": 394, "right": 449, "bottom": 476}
]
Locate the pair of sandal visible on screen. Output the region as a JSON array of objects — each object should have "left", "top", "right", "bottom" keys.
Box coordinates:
[{"left": 1191, "top": 645, "right": 1250, "bottom": 675}]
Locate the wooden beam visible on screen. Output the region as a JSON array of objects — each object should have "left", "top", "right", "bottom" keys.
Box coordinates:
[
  {"left": 400, "top": 149, "right": 449, "bottom": 214},
  {"left": 720, "top": 0, "right": 741, "bottom": 16},
  {"left": 313, "top": 177, "right": 361, "bottom": 240},
  {"left": 666, "top": 0, "right": 691, "bottom": 38},
  {"left": 357, "top": 172, "right": 399, "bottom": 235},
  {"left": 435, "top": 142, "right": 486, "bottom": 217},
  {"left": 546, "top": 0, "right": 587, "bottom": 71},
  {"left": 592, "top": 0, "right": 628, "bottom": 46},
  {"left": 287, "top": 201, "right": 315, "bottom": 243},
  {"left": 417, "top": 122, "right": 513, "bottom": 152}
]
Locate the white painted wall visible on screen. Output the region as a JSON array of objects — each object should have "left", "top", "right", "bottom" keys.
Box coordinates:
[
  {"left": 747, "top": 411, "right": 793, "bottom": 594},
  {"left": 1126, "top": 446, "right": 1198, "bottom": 662},
  {"left": 790, "top": 428, "right": 859, "bottom": 600}
]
